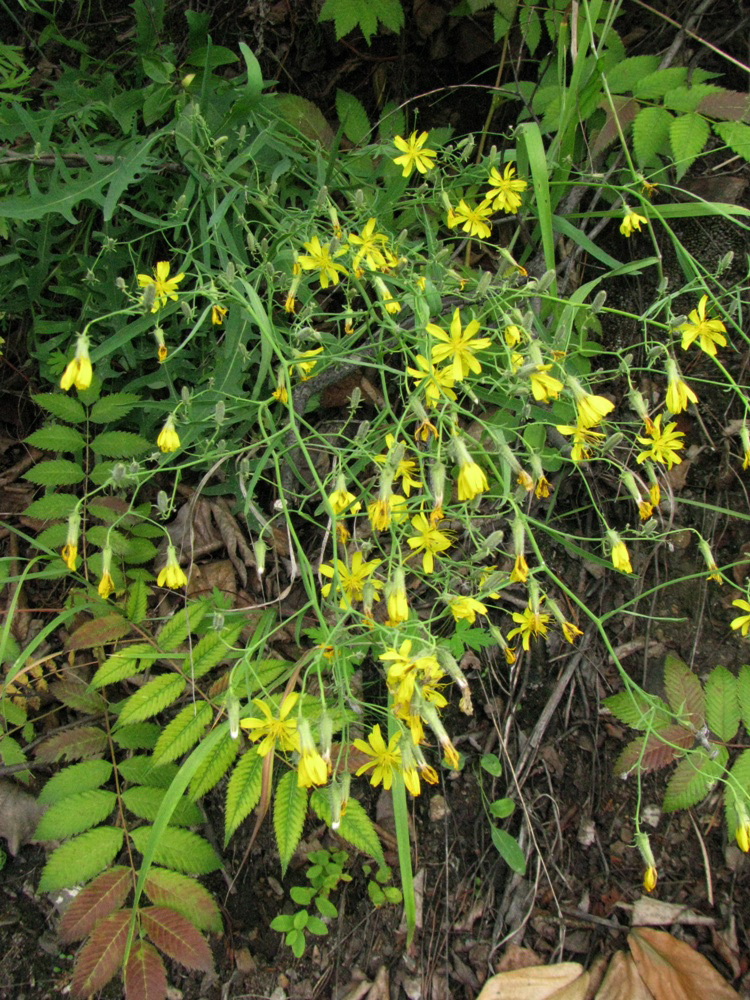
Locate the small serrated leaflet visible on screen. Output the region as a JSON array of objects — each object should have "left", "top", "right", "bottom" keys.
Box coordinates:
[
  {"left": 151, "top": 701, "right": 212, "bottom": 766},
  {"left": 274, "top": 769, "right": 308, "bottom": 877},
  {"left": 115, "top": 674, "right": 186, "bottom": 728},
  {"left": 224, "top": 748, "right": 263, "bottom": 844},
  {"left": 38, "top": 826, "right": 124, "bottom": 892}
]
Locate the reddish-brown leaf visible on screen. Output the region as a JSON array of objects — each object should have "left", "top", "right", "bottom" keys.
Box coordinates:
[
  {"left": 140, "top": 906, "right": 213, "bottom": 972},
  {"left": 664, "top": 655, "right": 705, "bottom": 728},
  {"left": 614, "top": 726, "right": 694, "bottom": 777},
  {"left": 629, "top": 927, "right": 741, "bottom": 1000},
  {"left": 70, "top": 909, "right": 130, "bottom": 998},
  {"left": 123, "top": 940, "right": 168, "bottom": 1000},
  {"left": 34, "top": 726, "right": 108, "bottom": 763},
  {"left": 59, "top": 867, "right": 132, "bottom": 944},
  {"left": 698, "top": 90, "right": 750, "bottom": 122},
  {"left": 66, "top": 613, "right": 133, "bottom": 651},
  {"left": 144, "top": 868, "right": 222, "bottom": 933}
]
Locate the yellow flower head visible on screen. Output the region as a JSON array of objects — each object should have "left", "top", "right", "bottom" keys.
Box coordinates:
[
  {"left": 619, "top": 207, "right": 648, "bottom": 238},
  {"left": 449, "top": 596, "right": 487, "bottom": 624},
  {"left": 240, "top": 692, "right": 300, "bottom": 756},
  {"left": 292, "top": 346, "right": 324, "bottom": 381},
  {"left": 353, "top": 724, "right": 402, "bottom": 789},
  {"left": 510, "top": 553, "right": 529, "bottom": 584},
  {"left": 406, "top": 355, "right": 457, "bottom": 407},
  {"left": 156, "top": 414, "right": 180, "bottom": 453},
  {"left": 374, "top": 434, "right": 422, "bottom": 496},
  {"left": 157, "top": 544, "right": 188, "bottom": 589},
  {"left": 446, "top": 198, "right": 494, "bottom": 239},
  {"left": 556, "top": 422, "right": 606, "bottom": 462},
  {"left": 61, "top": 512, "right": 80, "bottom": 571},
  {"left": 407, "top": 512, "right": 453, "bottom": 574},
  {"left": 485, "top": 162, "right": 528, "bottom": 214},
  {"left": 97, "top": 546, "right": 115, "bottom": 600},
  {"left": 297, "top": 236, "right": 348, "bottom": 289},
  {"left": 60, "top": 334, "right": 92, "bottom": 392},
  {"left": 367, "top": 492, "right": 407, "bottom": 532},
  {"left": 327, "top": 482, "right": 361, "bottom": 516},
  {"left": 297, "top": 719, "right": 328, "bottom": 788},
  {"left": 319, "top": 551, "right": 383, "bottom": 608},
  {"left": 137, "top": 260, "right": 185, "bottom": 312},
  {"left": 504, "top": 324, "right": 523, "bottom": 348},
  {"left": 348, "top": 218, "right": 394, "bottom": 272},
  {"left": 569, "top": 379, "right": 615, "bottom": 428},
  {"left": 428, "top": 308, "right": 491, "bottom": 381},
  {"left": 386, "top": 569, "right": 409, "bottom": 626},
  {"left": 392, "top": 131, "right": 437, "bottom": 178},
  {"left": 636, "top": 413, "right": 685, "bottom": 469},
  {"left": 730, "top": 598, "right": 750, "bottom": 636},
  {"left": 507, "top": 604, "right": 551, "bottom": 651},
  {"left": 607, "top": 532, "right": 633, "bottom": 574},
  {"left": 664, "top": 358, "right": 697, "bottom": 415},
  {"left": 529, "top": 366, "right": 564, "bottom": 403},
  {"left": 643, "top": 865, "right": 658, "bottom": 893},
  {"left": 678, "top": 295, "right": 727, "bottom": 357},
  {"left": 211, "top": 305, "right": 228, "bottom": 326}
]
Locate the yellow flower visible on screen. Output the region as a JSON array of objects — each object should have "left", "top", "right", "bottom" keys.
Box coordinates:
[
  {"left": 428, "top": 308, "right": 491, "bottom": 381},
  {"left": 561, "top": 621, "right": 583, "bottom": 643},
  {"left": 240, "top": 692, "right": 300, "bottom": 756},
  {"left": 665, "top": 369, "right": 698, "bottom": 415},
  {"left": 98, "top": 546, "right": 115, "bottom": 599},
  {"left": 636, "top": 414, "right": 684, "bottom": 469},
  {"left": 510, "top": 553, "right": 529, "bottom": 584},
  {"left": 457, "top": 457, "right": 488, "bottom": 502},
  {"left": 61, "top": 544, "right": 77, "bottom": 570},
  {"left": 348, "top": 218, "right": 394, "bottom": 271},
  {"left": 535, "top": 475, "right": 552, "bottom": 499},
  {"left": 741, "top": 426, "right": 750, "bottom": 470},
  {"left": 556, "top": 422, "right": 605, "bottom": 462},
  {"left": 649, "top": 481, "right": 661, "bottom": 507},
  {"left": 638, "top": 500, "right": 653, "bottom": 521},
  {"left": 392, "top": 131, "right": 437, "bottom": 178},
  {"left": 373, "top": 275, "right": 401, "bottom": 314},
  {"left": 609, "top": 535, "right": 633, "bottom": 574},
  {"left": 292, "top": 346, "right": 324, "bottom": 381},
  {"left": 137, "top": 261, "right": 185, "bottom": 312},
  {"left": 156, "top": 414, "right": 180, "bottom": 453},
  {"left": 678, "top": 295, "right": 727, "bottom": 357},
  {"left": 407, "top": 512, "right": 453, "bottom": 574},
  {"left": 157, "top": 545, "right": 188, "bottom": 589},
  {"left": 367, "top": 493, "right": 407, "bottom": 531},
  {"left": 446, "top": 198, "right": 494, "bottom": 239},
  {"left": 297, "top": 719, "right": 327, "bottom": 788},
  {"left": 297, "top": 236, "right": 348, "bottom": 288},
  {"left": 386, "top": 569, "right": 409, "bottom": 625},
  {"left": 529, "top": 366, "right": 564, "bottom": 403},
  {"left": 643, "top": 865, "right": 658, "bottom": 893},
  {"left": 374, "top": 434, "right": 422, "bottom": 496},
  {"left": 353, "top": 725, "right": 402, "bottom": 789},
  {"left": 327, "top": 484, "right": 361, "bottom": 515},
  {"left": 415, "top": 418, "right": 439, "bottom": 443},
  {"left": 507, "top": 604, "right": 551, "bottom": 651},
  {"left": 504, "top": 324, "right": 523, "bottom": 348},
  {"left": 619, "top": 207, "right": 648, "bottom": 237},
  {"left": 61, "top": 512, "right": 80, "bottom": 571},
  {"left": 406, "top": 355, "right": 457, "bottom": 407},
  {"left": 60, "top": 334, "right": 92, "bottom": 392},
  {"left": 570, "top": 382, "right": 615, "bottom": 428},
  {"left": 272, "top": 385, "right": 288, "bottom": 404},
  {"left": 319, "top": 551, "right": 383, "bottom": 608},
  {"left": 730, "top": 598, "right": 750, "bottom": 636},
  {"left": 485, "top": 162, "right": 528, "bottom": 214},
  {"left": 449, "top": 596, "right": 487, "bottom": 624},
  {"left": 157, "top": 344, "right": 168, "bottom": 362},
  {"left": 736, "top": 821, "right": 750, "bottom": 853},
  {"left": 211, "top": 305, "right": 228, "bottom": 326}
]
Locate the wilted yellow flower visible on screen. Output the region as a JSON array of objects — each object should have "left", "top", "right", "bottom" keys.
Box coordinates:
[
  {"left": 297, "top": 719, "right": 327, "bottom": 788},
  {"left": 510, "top": 553, "right": 529, "bottom": 584},
  {"left": 157, "top": 544, "right": 188, "bottom": 589},
  {"left": 60, "top": 334, "right": 92, "bottom": 392},
  {"left": 607, "top": 532, "right": 633, "bottom": 574},
  {"left": 61, "top": 512, "right": 80, "bottom": 571},
  {"left": 367, "top": 493, "right": 407, "bottom": 531},
  {"left": 156, "top": 414, "right": 180, "bottom": 453},
  {"left": 211, "top": 305, "right": 228, "bottom": 326},
  {"left": 98, "top": 546, "right": 115, "bottom": 600},
  {"left": 386, "top": 569, "right": 409, "bottom": 625},
  {"left": 665, "top": 359, "right": 697, "bottom": 414},
  {"left": 292, "top": 346, "right": 324, "bottom": 381}
]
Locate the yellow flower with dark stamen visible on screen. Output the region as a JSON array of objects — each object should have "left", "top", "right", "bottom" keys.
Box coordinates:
[
  {"left": 407, "top": 512, "right": 452, "bottom": 574},
  {"left": 678, "top": 294, "right": 727, "bottom": 357},
  {"left": 535, "top": 475, "right": 552, "bottom": 499},
  {"left": 619, "top": 207, "right": 648, "bottom": 237},
  {"left": 240, "top": 693, "right": 300, "bottom": 756},
  {"left": 406, "top": 355, "right": 457, "bottom": 407},
  {"left": 367, "top": 493, "right": 407, "bottom": 532},
  {"left": 157, "top": 545, "right": 188, "bottom": 589},
  {"left": 297, "top": 236, "right": 348, "bottom": 288},
  {"left": 156, "top": 414, "right": 180, "bottom": 453},
  {"left": 446, "top": 198, "right": 494, "bottom": 239},
  {"left": 485, "top": 162, "right": 528, "bottom": 214},
  {"left": 636, "top": 414, "right": 684, "bottom": 469},
  {"left": 428, "top": 308, "right": 491, "bottom": 381},
  {"left": 211, "top": 305, "right": 228, "bottom": 326},
  {"left": 392, "top": 131, "right": 437, "bottom": 178},
  {"left": 319, "top": 551, "right": 382, "bottom": 608},
  {"left": 353, "top": 725, "right": 402, "bottom": 790},
  {"left": 60, "top": 334, "right": 92, "bottom": 392},
  {"left": 137, "top": 261, "right": 185, "bottom": 312},
  {"left": 507, "top": 604, "right": 551, "bottom": 651}
]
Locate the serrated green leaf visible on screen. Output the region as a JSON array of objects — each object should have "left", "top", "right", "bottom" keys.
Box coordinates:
[
  {"left": 38, "top": 760, "right": 113, "bottom": 805},
  {"left": 663, "top": 654, "right": 704, "bottom": 728},
  {"left": 490, "top": 827, "right": 526, "bottom": 874},
  {"left": 157, "top": 603, "right": 207, "bottom": 653},
  {"left": 130, "top": 825, "right": 222, "bottom": 874},
  {"left": 151, "top": 701, "right": 212, "bottom": 767},
  {"left": 24, "top": 459, "right": 85, "bottom": 486},
  {"left": 122, "top": 537, "right": 158, "bottom": 564},
  {"left": 188, "top": 625, "right": 244, "bottom": 680},
  {"left": 274, "top": 770, "right": 307, "bottom": 878},
  {"left": 224, "top": 749, "right": 263, "bottom": 845},
  {"left": 604, "top": 55, "right": 660, "bottom": 94},
  {"left": 738, "top": 665, "right": 750, "bottom": 732},
  {"left": 705, "top": 665, "right": 740, "bottom": 742},
  {"left": 33, "top": 522, "right": 69, "bottom": 549},
  {"left": 143, "top": 867, "right": 222, "bottom": 933},
  {"left": 126, "top": 579, "right": 149, "bottom": 624},
  {"left": 603, "top": 690, "right": 671, "bottom": 730},
  {"left": 634, "top": 67, "right": 688, "bottom": 100},
  {"left": 112, "top": 722, "right": 161, "bottom": 750},
  {"left": 336, "top": 89, "right": 370, "bottom": 145},
  {"left": 86, "top": 525, "right": 131, "bottom": 555},
  {"left": 90, "top": 431, "right": 151, "bottom": 459},
  {"left": 669, "top": 112, "right": 710, "bottom": 179},
  {"left": 664, "top": 83, "right": 724, "bottom": 113},
  {"left": 33, "top": 789, "right": 116, "bottom": 841},
  {"left": 38, "top": 826, "right": 124, "bottom": 892},
  {"left": 188, "top": 726, "right": 239, "bottom": 801},
  {"left": 115, "top": 674, "right": 186, "bottom": 728},
  {"left": 714, "top": 121, "right": 750, "bottom": 163},
  {"left": 32, "top": 393, "right": 86, "bottom": 424},
  {"left": 23, "top": 494, "right": 79, "bottom": 520},
  {"left": 663, "top": 745, "right": 728, "bottom": 812},
  {"left": 25, "top": 424, "right": 86, "bottom": 453},
  {"left": 90, "top": 643, "right": 159, "bottom": 688},
  {"left": 117, "top": 755, "right": 179, "bottom": 788},
  {"left": 121, "top": 786, "right": 203, "bottom": 826},
  {"left": 725, "top": 749, "right": 750, "bottom": 842},
  {"left": 88, "top": 392, "right": 141, "bottom": 424},
  {"left": 632, "top": 106, "right": 673, "bottom": 168},
  {"left": 310, "top": 790, "right": 385, "bottom": 866},
  {"left": 89, "top": 461, "right": 117, "bottom": 486}
]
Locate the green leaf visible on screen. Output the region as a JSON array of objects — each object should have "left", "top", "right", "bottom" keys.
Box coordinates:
[
  {"left": 188, "top": 625, "right": 244, "bottom": 680},
  {"left": 24, "top": 459, "right": 85, "bottom": 486},
  {"left": 274, "top": 770, "right": 307, "bottom": 877},
  {"left": 38, "top": 826, "right": 124, "bottom": 891},
  {"left": 38, "top": 760, "right": 113, "bottom": 805},
  {"left": 32, "top": 393, "right": 85, "bottom": 424},
  {"left": 33, "top": 789, "right": 116, "bottom": 841},
  {"left": 122, "top": 537, "right": 158, "bottom": 564},
  {"left": 310, "top": 791, "right": 385, "bottom": 866},
  {"left": 663, "top": 745, "right": 728, "bottom": 812},
  {"left": 663, "top": 654, "right": 704, "bottom": 728},
  {"left": 603, "top": 55, "right": 659, "bottom": 94},
  {"left": 603, "top": 690, "right": 671, "bottom": 730},
  {"left": 705, "top": 665, "right": 740, "bottom": 742},
  {"left": 126, "top": 579, "right": 149, "bottom": 625},
  {"left": 117, "top": 755, "right": 179, "bottom": 788},
  {"left": 490, "top": 827, "right": 526, "bottom": 874},
  {"left": 115, "top": 674, "right": 186, "bottom": 728},
  {"left": 151, "top": 701, "right": 212, "bottom": 766},
  {"left": 480, "top": 754, "right": 502, "bottom": 777},
  {"left": 634, "top": 67, "right": 688, "bottom": 100},
  {"left": 336, "top": 90, "right": 370, "bottom": 145},
  {"left": 0, "top": 158, "right": 124, "bottom": 224},
  {"left": 489, "top": 798, "right": 515, "bottom": 819},
  {"left": 714, "top": 121, "right": 750, "bottom": 163},
  {"left": 130, "top": 825, "right": 222, "bottom": 874},
  {"left": 102, "top": 133, "right": 162, "bottom": 222},
  {"left": 738, "top": 664, "right": 750, "bottom": 732},
  {"left": 89, "top": 393, "right": 141, "bottom": 424},
  {"left": 23, "top": 493, "right": 79, "bottom": 520},
  {"left": 664, "top": 84, "right": 724, "bottom": 113},
  {"left": 121, "top": 786, "right": 203, "bottom": 826},
  {"left": 306, "top": 915, "right": 328, "bottom": 936},
  {"left": 669, "top": 113, "right": 710, "bottom": 180},
  {"left": 158, "top": 603, "right": 207, "bottom": 653},
  {"left": 316, "top": 896, "right": 338, "bottom": 918},
  {"left": 112, "top": 722, "right": 161, "bottom": 750},
  {"left": 632, "top": 106, "right": 673, "bottom": 168},
  {"left": 143, "top": 868, "right": 222, "bottom": 933},
  {"left": 90, "top": 643, "right": 160, "bottom": 688},
  {"left": 25, "top": 424, "right": 86, "bottom": 452},
  {"left": 724, "top": 749, "right": 750, "bottom": 841},
  {"left": 188, "top": 726, "right": 239, "bottom": 801},
  {"left": 319, "top": 0, "right": 404, "bottom": 44},
  {"left": 224, "top": 749, "right": 263, "bottom": 845},
  {"left": 90, "top": 431, "right": 151, "bottom": 458}
]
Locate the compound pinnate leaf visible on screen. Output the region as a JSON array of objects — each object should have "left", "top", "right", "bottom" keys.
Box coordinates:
[
  {"left": 663, "top": 655, "right": 704, "bottom": 728},
  {"left": 130, "top": 826, "right": 222, "bottom": 875},
  {"left": 33, "top": 788, "right": 116, "bottom": 841},
  {"left": 662, "top": 745, "right": 728, "bottom": 813},
  {"left": 115, "top": 674, "right": 186, "bottom": 728}
]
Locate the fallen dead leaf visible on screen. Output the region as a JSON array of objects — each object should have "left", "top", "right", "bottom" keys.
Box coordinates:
[
  {"left": 476, "top": 962, "right": 587, "bottom": 1000},
  {"left": 0, "top": 779, "right": 46, "bottom": 856},
  {"left": 629, "top": 896, "right": 716, "bottom": 927},
  {"left": 495, "top": 945, "right": 545, "bottom": 973},
  {"left": 711, "top": 917, "right": 742, "bottom": 980},
  {"left": 628, "top": 927, "right": 741, "bottom": 1000},
  {"left": 594, "top": 951, "right": 654, "bottom": 1000}
]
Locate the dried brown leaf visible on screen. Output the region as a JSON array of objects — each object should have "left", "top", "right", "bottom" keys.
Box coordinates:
[
  {"left": 476, "top": 962, "right": 587, "bottom": 1000},
  {"left": 631, "top": 896, "right": 715, "bottom": 928},
  {"left": 34, "top": 726, "right": 107, "bottom": 763},
  {"left": 594, "top": 951, "right": 654, "bottom": 999},
  {"left": 697, "top": 90, "right": 750, "bottom": 122},
  {"left": 66, "top": 613, "right": 133, "bottom": 651},
  {"left": 628, "top": 927, "right": 741, "bottom": 1000}
]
